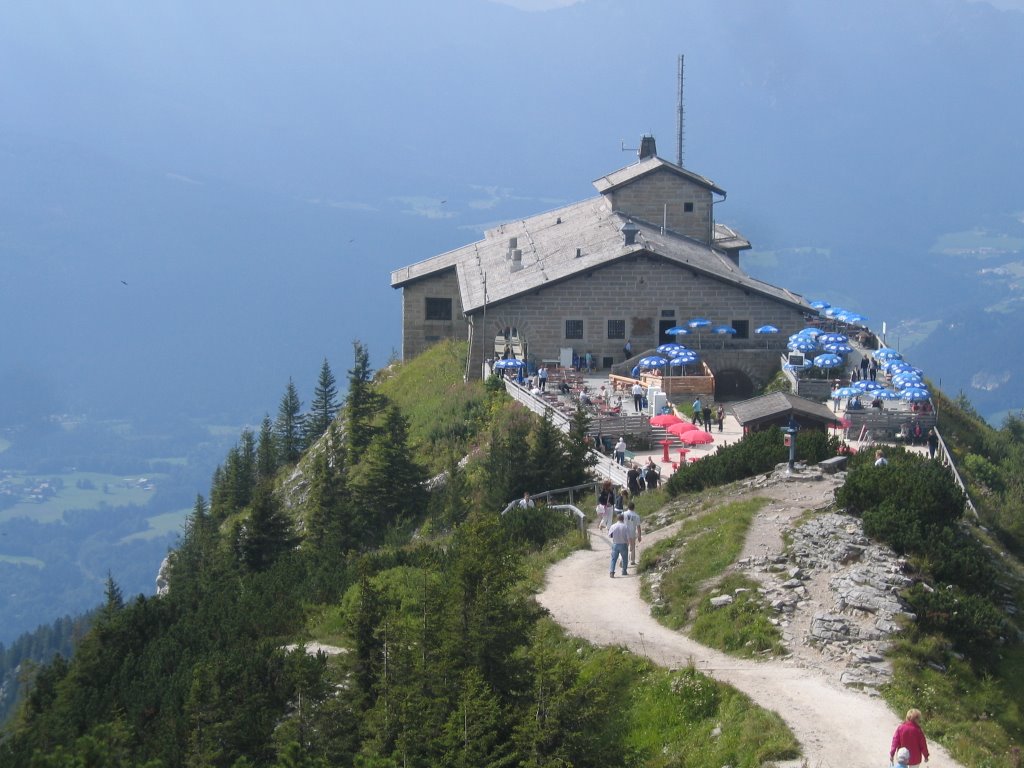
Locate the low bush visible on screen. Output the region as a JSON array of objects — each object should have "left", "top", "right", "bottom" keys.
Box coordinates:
[
  {"left": 903, "top": 584, "right": 1010, "bottom": 654},
  {"left": 502, "top": 504, "right": 577, "bottom": 551}
]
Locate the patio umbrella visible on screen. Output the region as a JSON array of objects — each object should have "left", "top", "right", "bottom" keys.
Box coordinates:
[
  {"left": 667, "top": 421, "right": 699, "bottom": 437},
  {"left": 841, "top": 313, "right": 867, "bottom": 325},
  {"left": 873, "top": 348, "right": 902, "bottom": 361},
  {"left": 813, "top": 354, "right": 843, "bottom": 379},
  {"left": 818, "top": 332, "right": 849, "bottom": 345},
  {"left": 657, "top": 343, "right": 687, "bottom": 356},
  {"left": 810, "top": 300, "right": 831, "bottom": 311},
  {"left": 755, "top": 324, "right": 779, "bottom": 349},
  {"left": 872, "top": 389, "right": 901, "bottom": 400},
  {"left": 853, "top": 380, "right": 884, "bottom": 393},
  {"left": 822, "top": 342, "right": 853, "bottom": 355},
  {"left": 901, "top": 387, "right": 931, "bottom": 402},
  {"left": 892, "top": 374, "right": 924, "bottom": 390},
  {"left": 680, "top": 430, "right": 715, "bottom": 445},
  {"left": 833, "top": 386, "right": 859, "bottom": 399},
  {"left": 798, "top": 327, "right": 824, "bottom": 338},
  {"left": 712, "top": 325, "right": 737, "bottom": 348},
  {"left": 688, "top": 317, "right": 711, "bottom": 348},
  {"left": 787, "top": 339, "right": 818, "bottom": 354},
  {"left": 664, "top": 326, "right": 690, "bottom": 336},
  {"left": 670, "top": 352, "right": 699, "bottom": 366},
  {"left": 650, "top": 413, "right": 682, "bottom": 427},
  {"left": 493, "top": 358, "right": 526, "bottom": 369},
  {"left": 638, "top": 355, "right": 668, "bottom": 368}
]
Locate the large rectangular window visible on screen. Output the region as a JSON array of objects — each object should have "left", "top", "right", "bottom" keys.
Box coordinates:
[
  {"left": 607, "top": 319, "right": 625, "bottom": 339},
  {"left": 425, "top": 297, "right": 453, "bottom": 321},
  {"left": 565, "top": 319, "right": 584, "bottom": 339}
]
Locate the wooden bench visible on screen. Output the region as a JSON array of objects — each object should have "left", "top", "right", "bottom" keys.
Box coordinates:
[{"left": 819, "top": 455, "right": 848, "bottom": 474}]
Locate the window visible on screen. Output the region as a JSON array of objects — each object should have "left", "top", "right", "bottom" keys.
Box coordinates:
[
  {"left": 683, "top": 202, "right": 694, "bottom": 213},
  {"left": 425, "top": 297, "right": 452, "bottom": 321},
  {"left": 607, "top": 319, "right": 625, "bottom": 339},
  {"left": 661, "top": 309, "right": 676, "bottom": 317},
  {"left": 565, "top": 319, "right": 583, "bottom": 339},
  {"left": 732, "top": 320, "right": 750, "bottom": 339}
]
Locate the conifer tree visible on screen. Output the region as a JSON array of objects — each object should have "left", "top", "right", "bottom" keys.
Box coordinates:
[
  {"left": 481, "top": 408, "right": 532, "bottom": 509},
  {"left": 237, "top": 483, "right": 297, "bottom": 572},
  {"left": 256, "top": 414, "right": 278, "bottom": 483},
  {"left": 276, "top": 378, "right": 306, "bottom": 464},
  {"left": 305, "top": 357, "right": 339, "bottom": 442},
  {"left": 344, "top": 341, "right": 382, "bottom": 463},
  {"left": 350, "top": 404, "right": 425, "bottom": 546},
  {"left": 526, "top": 411, "right": 564, "bottom": 494}
]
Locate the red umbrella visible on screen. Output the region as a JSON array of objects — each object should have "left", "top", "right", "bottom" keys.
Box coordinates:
[
  {"left": 680, "top": 430, "right": 715, "bottom": 445},
  {"left": 650, "top": 413, "right": 682, "bottom": 427},
  {"left": 666, "top": 422, "right": 699, "bottom": 437}
]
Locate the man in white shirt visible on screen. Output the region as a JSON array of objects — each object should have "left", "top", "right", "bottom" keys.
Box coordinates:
[
  {"left": 608, "top": 513, "right": 629, "bottom": 577},
  {"left": 631, "top": 381, "right": 644, "bottom": 412},
  {"left": 623, "top": 502, "right": 643, "bottom": 565}
]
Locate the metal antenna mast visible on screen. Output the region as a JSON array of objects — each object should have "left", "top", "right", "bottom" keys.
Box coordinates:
[{"left": 676, "top": 54, "right": 685, "bottom": 167}]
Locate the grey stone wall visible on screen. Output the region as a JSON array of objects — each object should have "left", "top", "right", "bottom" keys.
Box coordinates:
[
  {"left": 400, "top": 267, "right": 464, "bottom": 360},
  {"left": 607, "top": 168, "right": 713, "bottom": 243},
  {"left": 459, "top": 256, "right": 806, "bottom": 378}
]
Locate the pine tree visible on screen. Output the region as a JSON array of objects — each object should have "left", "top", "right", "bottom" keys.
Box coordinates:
[
  {"left": 256, "top": 414, "right": 278, "bottom": 483},
  {"left": 305, "top": 358, "right": 339, "bottom": 442},
  {"left": 237, "top": 483, "right": 297, "bottom": 572},
  {"left": 349, "top": 404, "right": 426, "bottom": 547},
  {"left": 344, "top": 341, "right": 382, "bottom": 463},
  {"left": 481, "top": 408, "right": 532, "bottom": 509},
  {"left": 526, "top": 412, "right": 564, "bottom": 494},
  {"left": 276, "top": 378, "right": 306, "bottom": 464}
]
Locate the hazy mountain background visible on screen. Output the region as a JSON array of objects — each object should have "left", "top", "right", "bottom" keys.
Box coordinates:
[{"left": 1, "top": 0, "right": 1023, "bottom": 640}]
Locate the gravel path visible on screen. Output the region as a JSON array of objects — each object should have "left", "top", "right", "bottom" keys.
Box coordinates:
[{"left": 536, "top": 478, "right": 964, "bottom": 768}]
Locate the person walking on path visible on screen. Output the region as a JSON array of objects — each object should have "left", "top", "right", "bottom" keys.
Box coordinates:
[
  {"left": 623, "top": 502, "right": 642, "bottom": 565},
  {"left": 927, "top": 428, "right": 939, "bottom": 459},
  {"left": 889, "top": 709, "right": 929, "bottom": 767},
  {"left": 860, "top": 355, "right": 869, "bottom": 380},
  {"left": 614, "top": 436, "right": 627, "bottom": 465},
  {"left": 597, "top": 480, "right": 615, "bottom": 530},
  {"left": 643, "top": 459, "right": 660, "bottom": 491},
  {"left": 702, "top": 403, "right": 713, "bottom": 433},
  {"left": 716, "top": 403, "right": 725, "bottom": 432},
  {"left": 608, "top": 513, "right": 629, "bottom": 577},
  {"left": 626, "top": 463, "right": 642, "bottom": 497},
  {"left": 691, "top": 397, "right": 703, "bottom": 427},
  {"left": 631, "top": 380, "right": 644, "bottom": 412},
  {"left": 538, "top": 365, "right": 548, "bottom": 391},
  {"left": 623, "top": 338, "right": 632, "bottom": 361}
]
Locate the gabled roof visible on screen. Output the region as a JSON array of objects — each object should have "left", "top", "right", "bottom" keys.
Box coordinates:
[
  {"left": 730, "top": 392, "right": 840, "bottom": 427},
  {"left": 391, "top": 196, "right": 807, "bottom": 314},
  {"left": 592, "top": 155, "right": 726, "bottom": 197}
]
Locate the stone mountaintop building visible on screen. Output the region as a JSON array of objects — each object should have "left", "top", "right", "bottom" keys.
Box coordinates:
[{"left": 391, "top": 137, "right": 812, "bottom": 399}]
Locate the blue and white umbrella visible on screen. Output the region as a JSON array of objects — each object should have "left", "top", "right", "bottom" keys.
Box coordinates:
[
  {"left": 638, "top": 355, "right": 668, "bottom": 368},
  {"left": 841, "top": 313, "right": 867, "bottom": 325},
  {"left": 901, "top": 387, "right": 931, "bottom": 402},
  {"left": 818, "top": 332, "right": 849, "bottom": 345},
  {"left": 493, "top": 358, "right": 526, "bottom": 369},
  {"left": 853, "top": 380, "right": 885, "bottom": 393},
  {"left": 833, "top": 386, "right": 859, "bottom": 399},
  {"left": 822, "top": 342, "right": 853, "bottom": 355},
  {"left": 873, "top": 348, "right": 902, "bottom": 362},
  {"left": 657, "top": 343, "right": 687, "bottom": 356},
  {"left": 688, "top": 317, "right": 712, "bottom": 329},
  {"left": 810, "top": 300, "right": 830, "bottom": 311},
  {"left": 755, "top": 324, "right": 779, "bottom": 349},
  {"left": 665, "top": 326, "right": 690, "bottom": 336},
  {"left": 788, "top": 339, "right": 818, "bottom": 354},
  {"left": 813, "top": 353, "right": 843, "bottom": 369},
  {"left": 712, "top": 325, "right": 737, "bottom": 348},
  {"left": 892, "top": 375, "right": 924, "bottom": 390},
  {"left": 670, "top": 352, "right": 700, "bottom": 370},
  {"left": 798, "top": 327, "right": 824, "bottom": 338},
  {"left": 872, "top": 388, "right": 901, "bottom": 400}
]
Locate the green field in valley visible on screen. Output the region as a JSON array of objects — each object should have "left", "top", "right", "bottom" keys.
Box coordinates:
[{"left": 0, "top": 471, "right": 166, "bottom": 524}]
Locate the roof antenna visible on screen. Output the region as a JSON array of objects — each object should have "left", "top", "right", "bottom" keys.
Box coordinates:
[{"left": 676, "top": 53, "right": 685, "bottom": 167}]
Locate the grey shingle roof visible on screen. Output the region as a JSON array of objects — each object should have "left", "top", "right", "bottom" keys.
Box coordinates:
[
  {"left": 592, "top": 156, "right": 726, "bottom": 196},
  {"left": 730, "top": 392, "right": 839, "bottom": 427},
  {"left": 390, "top": 195, "right": 807, "bottom": 314}
]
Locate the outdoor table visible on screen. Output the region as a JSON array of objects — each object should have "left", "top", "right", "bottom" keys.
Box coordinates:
[
  {"left": 678, "top": 448, "right": 690, "bottom": 464},
  {"left": 659, "top": 439, "right": 673, "bottom": 463}
]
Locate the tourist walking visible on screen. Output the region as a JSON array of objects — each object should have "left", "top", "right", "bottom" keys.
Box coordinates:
[
  {"left": 538, "top": 365, "right": 548, "bottom": 391},
  {"left": 614, "top": 436, "right": 626, "bottom": 466},
  {"left": 691, "top": 397, "right": 703, "bottom": 427},
  {"left": 632, "top": 380, "right": 644, "bottom": 412},
  {"left": 716, "top": 403, "right": 725, "bottom": 432},
  {"left": 623, "top": 338, "right": 632, "bottom": 361},
  {"left": 597, "top": 480, "right": 615, "bottom": 530},
  {"left": 926, "top": 428, "right": 938, "bottom": 459},
  {"left": 643, "top": 459, "right": 660, "bottom": 491},
  {"left": 608, "top": 513, "right": 629, "bottom": 577},
  {"left": 889, "top": 709, "right": 929, "bottom": 767},
  {"left": 623, "top": 502, "right": 642, "bottom": 565},
  {"left": 626, "top": 463, "right": 642, "bottom": 497},
  {"left": 702, "top": 403, "right": 712, "bottom": 432}
]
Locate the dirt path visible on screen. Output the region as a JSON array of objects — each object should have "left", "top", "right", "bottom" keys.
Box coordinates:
[{"left": 536, "top": 479, "right": 964, "bottom": 768}]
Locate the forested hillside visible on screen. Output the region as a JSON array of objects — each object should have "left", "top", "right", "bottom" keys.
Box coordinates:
[{"left": 2, "top": 339, "right": 1022, "bottom": 767}]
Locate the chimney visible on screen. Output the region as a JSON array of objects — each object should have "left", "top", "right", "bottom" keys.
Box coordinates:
[
  {"left": 638, "top": 134, "right": 657, "bottom": 160},
  {"left": 621, "top": 219, "right": 640, "bottom": 246},
  {"left": 510, "top": 248, "right": 523, "bottom": 272}
]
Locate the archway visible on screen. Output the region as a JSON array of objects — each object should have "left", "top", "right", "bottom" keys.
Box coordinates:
[{"left": 714, "top": 368, "right": 755, "bottom": 401}]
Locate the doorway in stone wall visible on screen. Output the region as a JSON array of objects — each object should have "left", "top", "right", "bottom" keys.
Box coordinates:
[
  {"left": 714, "top": 369, "right": 755, "bottom": 401},
  {"left": 659, "top": 319, "right": 678, "bottom": 346}
]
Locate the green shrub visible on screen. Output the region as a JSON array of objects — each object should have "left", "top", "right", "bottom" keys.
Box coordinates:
[
  {"left": 502, "top": 504, "right": 576, "bottom": 551},
  {"left": 903, "top": 584, "right": 1011, "bottom": 657}
]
